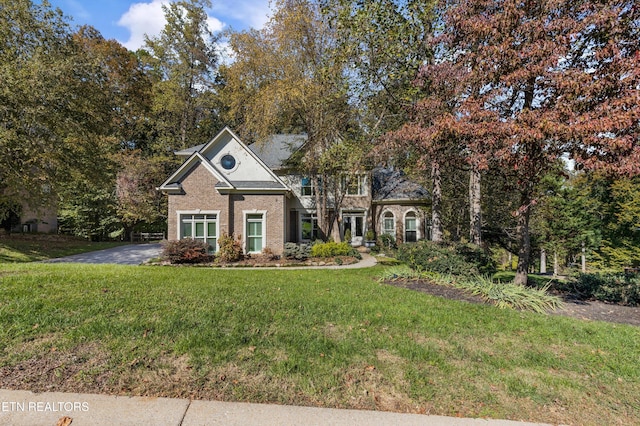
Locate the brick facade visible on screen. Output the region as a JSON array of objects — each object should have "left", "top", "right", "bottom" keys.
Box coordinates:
[
  {"left": 372, "top": 203, "right": 427, "bottom": 245},
  {"left": 167, "top": 162, "right": 286, "bottom": 255},
  {"left": 161, "top": 128, "right": 430, "bottom": 255}
]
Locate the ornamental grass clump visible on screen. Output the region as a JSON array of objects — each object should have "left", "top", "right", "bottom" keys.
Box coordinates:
[
  {"left": 459, "top": 275, "right": 564, "bottom": 313},
  {"left": 376, "top": 265, "right": 424, "bottom": 282}
]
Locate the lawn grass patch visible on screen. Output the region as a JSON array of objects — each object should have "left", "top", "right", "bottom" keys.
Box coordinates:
[
  {"left": 0, "top": 263, "right": 638, "bottom": 424},
  {"left": 0, "top": 234, "right": 127, "bottom": 262}
]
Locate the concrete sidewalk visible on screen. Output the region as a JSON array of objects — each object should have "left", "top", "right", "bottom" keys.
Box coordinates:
[{"left": 0, "top": 389, "right": 549, "bottom": 426}]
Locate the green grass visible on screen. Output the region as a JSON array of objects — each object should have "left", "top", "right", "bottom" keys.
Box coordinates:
[
  {"left": 0, "top": 234, "right": 127, "bottom": 262},
  {"left": 0, "top": 263, "right": 639, "bottom": 425}
]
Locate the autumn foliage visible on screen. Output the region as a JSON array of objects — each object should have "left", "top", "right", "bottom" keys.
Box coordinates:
[{"left": 380, "top": 0, "right": 639, "bottom": 284}]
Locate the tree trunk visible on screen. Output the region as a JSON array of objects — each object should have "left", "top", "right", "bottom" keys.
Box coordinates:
[
  {"left": 540, "top": 248, "right": 547, "bottom": 274},
  {"left": 514, "top": 196, "right": 532, "bottom": 286},
  {"left": 553, "top": 250, "right": 558, "bottom": 277},
  {"left": 315, "top": 175, "right": 329, "bottom": 240},
  {"left": 469, "top": 165, "right": 482, "bottom": 245},
  {"left": 581, "top": 241, "right": 586, "bottom": 273},
  {"left": 431, "top": 160, "right": 443, "bottom": 242}
]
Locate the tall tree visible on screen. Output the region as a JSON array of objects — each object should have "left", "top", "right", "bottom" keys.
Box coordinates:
[
  {"left": 411, "top": 0, "right": 639, "bottom": 284},
  {"left": 320, "top": 0, "right": 436, "bottom": 136},
  {"left": 220, "top": 0, "right": 357, "bottom": 239},
  {"left": 57, "top": 25, "right": 162, "bottom": 239},
  {"left": 0, "top": 0, "right": 73, "bottom": 222},
  {"left": 531, "top": 171, "right": 600, "bottom": 275},
  {"left": 143, "top": 0, "right": 220, "bottom": 153},
  {"left": 571, "top": 173, "right": 640, "bottom": 269}
]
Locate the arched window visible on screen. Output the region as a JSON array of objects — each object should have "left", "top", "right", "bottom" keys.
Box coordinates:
[
  {"left": 404, "top": 211, "right": 418, "bottom": 242},
  {"left": 382, "top": 211, "right": 395, "bottom": 236}
]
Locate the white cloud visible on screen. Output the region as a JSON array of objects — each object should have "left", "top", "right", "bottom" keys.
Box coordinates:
[
  {"left": 207, "top": 16, "right": 224, "bottom": 33},
  {"left": 212, "top": 0, "right": 271, "bottom": 30},
  {"left": 117, "top": 0, "right": 226, "bottom": 51},
  {"left": 117, "top": 0, "right": 169, "bottom": 50}
]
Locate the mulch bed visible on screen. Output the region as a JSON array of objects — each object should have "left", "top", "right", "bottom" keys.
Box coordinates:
[{"left": 384, "top": 279, "right": 640, "bottom": 327}]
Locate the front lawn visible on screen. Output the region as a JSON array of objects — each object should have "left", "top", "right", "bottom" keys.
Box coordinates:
[
  {"left": 0, "top": 263, "right": 638, "bottom": 424},
  {"left": 0, "top": 234, "right": 127, "bottom": 262}
]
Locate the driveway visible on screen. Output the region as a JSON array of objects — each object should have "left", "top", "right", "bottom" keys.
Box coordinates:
[{"left": 44, "top": 243, "right": 162, "bottom": 265}]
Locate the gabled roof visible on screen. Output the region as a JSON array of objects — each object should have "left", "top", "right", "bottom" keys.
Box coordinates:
[
  {"left": 174, "top": 144, "right": 205, "bottom": 157},
  {"left": 158, "top": 152, "right": 233, "bottom": 192},
  {"left": 372, "top": 167, "right": 430, "bottom": 202},
  {"left": 159, "top": 127, "right": 289, "bottom": 193},
  {"left": 248, "top": 134, "right": 307, "bottom": 170}
]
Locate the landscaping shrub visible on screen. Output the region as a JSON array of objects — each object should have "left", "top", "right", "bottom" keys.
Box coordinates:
[
  {"left": 217, "top": 233, "right": 243, "bottom": 263},
  {"left": 311, "top": 241, "right": 361, "bottom": 259},
  {"left": 396, "top": 241, "right": 496, "bottom": 277},
  {"left": 283, "top": 242, "right": 311, "bottom": 260},
  {"left": 162, "top": 239, "right": 213, "bottom": 264},
  {"left": 460, "top": 275, "right": 563, "bottom": 313},
  {"left": 559, "top": 273, "right": 640, "bottom": 306},
  {"left": 376, "top": 265, "right": 424, "bottom": 282},
  {"left": 261, "top": 247, "right": 280, "bottom": 260},
  {"left": 377, "top": 233, "right": 397, "bottom": 251}
]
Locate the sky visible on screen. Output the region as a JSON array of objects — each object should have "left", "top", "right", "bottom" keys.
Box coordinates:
[{"left": 47, "top": 0, "right": 271, "bottom": 51}]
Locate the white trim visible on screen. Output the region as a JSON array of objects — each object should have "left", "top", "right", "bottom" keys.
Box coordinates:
[
  {"left": 199, "top": 127, "right": 289, "bottom": 189},
  {"left": 159, "top": 152, "right": 233, "bottom": 191},
  {"left": 243, "top": 210, "right": 267, "bottom": 253},
  {"left": 341, "top": 174, "right": 367, "bottom": 196},
  {"left": 380, "top": 209, "right": 395, "bottom": 237},
  {"left": 403, "top": 209, "right": 419, "bottom": 242},
  {"left": 341, "top": 209, "right": 367, "bottom": 245},
  {"left": 218, "top": 152, "right": 240, "bottom": 173},
  {"left": 195, "top": 153, "right": 232, "bottom": 185},
  {"left": 176, "top": 210, "right": 220, "bottom": 251},
  {"left": 299, "top": 211, "right": 319, "bottom": 242},
  {"left": 300, "top": 176, "right": 315, "bottom": 197}
]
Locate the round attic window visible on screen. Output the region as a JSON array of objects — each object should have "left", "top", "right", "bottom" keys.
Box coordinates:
[{"left": 220, "top": 154, "right": 236, "bottom": 170}]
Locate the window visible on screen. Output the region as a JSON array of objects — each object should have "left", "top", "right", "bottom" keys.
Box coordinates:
[
  {"left": 341, "top": 174, "right": 366, "bottom": 195},
  {"left": 405, "top": 211, "right": 417, "bottom": 242},
  {"left": 246, "top": 213, "right": 264, "bottom": 253},
  {"left": 382, "top": 211, "right": 395, "bottom": 236},
  {"left": 300, "top": 213, "right": 319, "bottom": 241},
  {"left": 220, "top": 154, "right": 236, "bottom": 170},
  {"left": 301, "top": 177, "right": 314, "bottom": 196},
  {"left": 180, "top": 213, "right": 217, "bottom": 251}
]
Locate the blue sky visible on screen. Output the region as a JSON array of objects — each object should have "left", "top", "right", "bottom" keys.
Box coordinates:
[{"left": 47, "top": 0, "right": 271, "bottom": 51}]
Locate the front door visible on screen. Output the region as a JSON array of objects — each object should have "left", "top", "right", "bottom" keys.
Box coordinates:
[{"left": 343, "top": 212, "right": 365, "bottom": 246}]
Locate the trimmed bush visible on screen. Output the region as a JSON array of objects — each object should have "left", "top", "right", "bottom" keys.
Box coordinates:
[
  {"left": 162, "top": 239, "right": 213, "bottom": 264},
  {"left": 396, "top": 241, "right": 496, "bottom": 277},
  {"left": 217, "top": 233, "right": 243, "bottom": 263},
  {"left": 559, "top": 273, "right": 640, "bottom": 306},
  {"left": 284, "top": 242, "right": 311, "bottom": 260},
  {"left": 311, "top": 241, "right": 361, "bottom": 259}
]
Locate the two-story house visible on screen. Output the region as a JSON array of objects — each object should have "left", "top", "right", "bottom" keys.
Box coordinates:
[{"left": 158, "top": 127, "right": 429, "bottom": 255}]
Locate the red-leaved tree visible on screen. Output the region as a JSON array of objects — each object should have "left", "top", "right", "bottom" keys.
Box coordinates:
[{"left": 388, "top": 0, "right": 638, "bottom": 285}]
